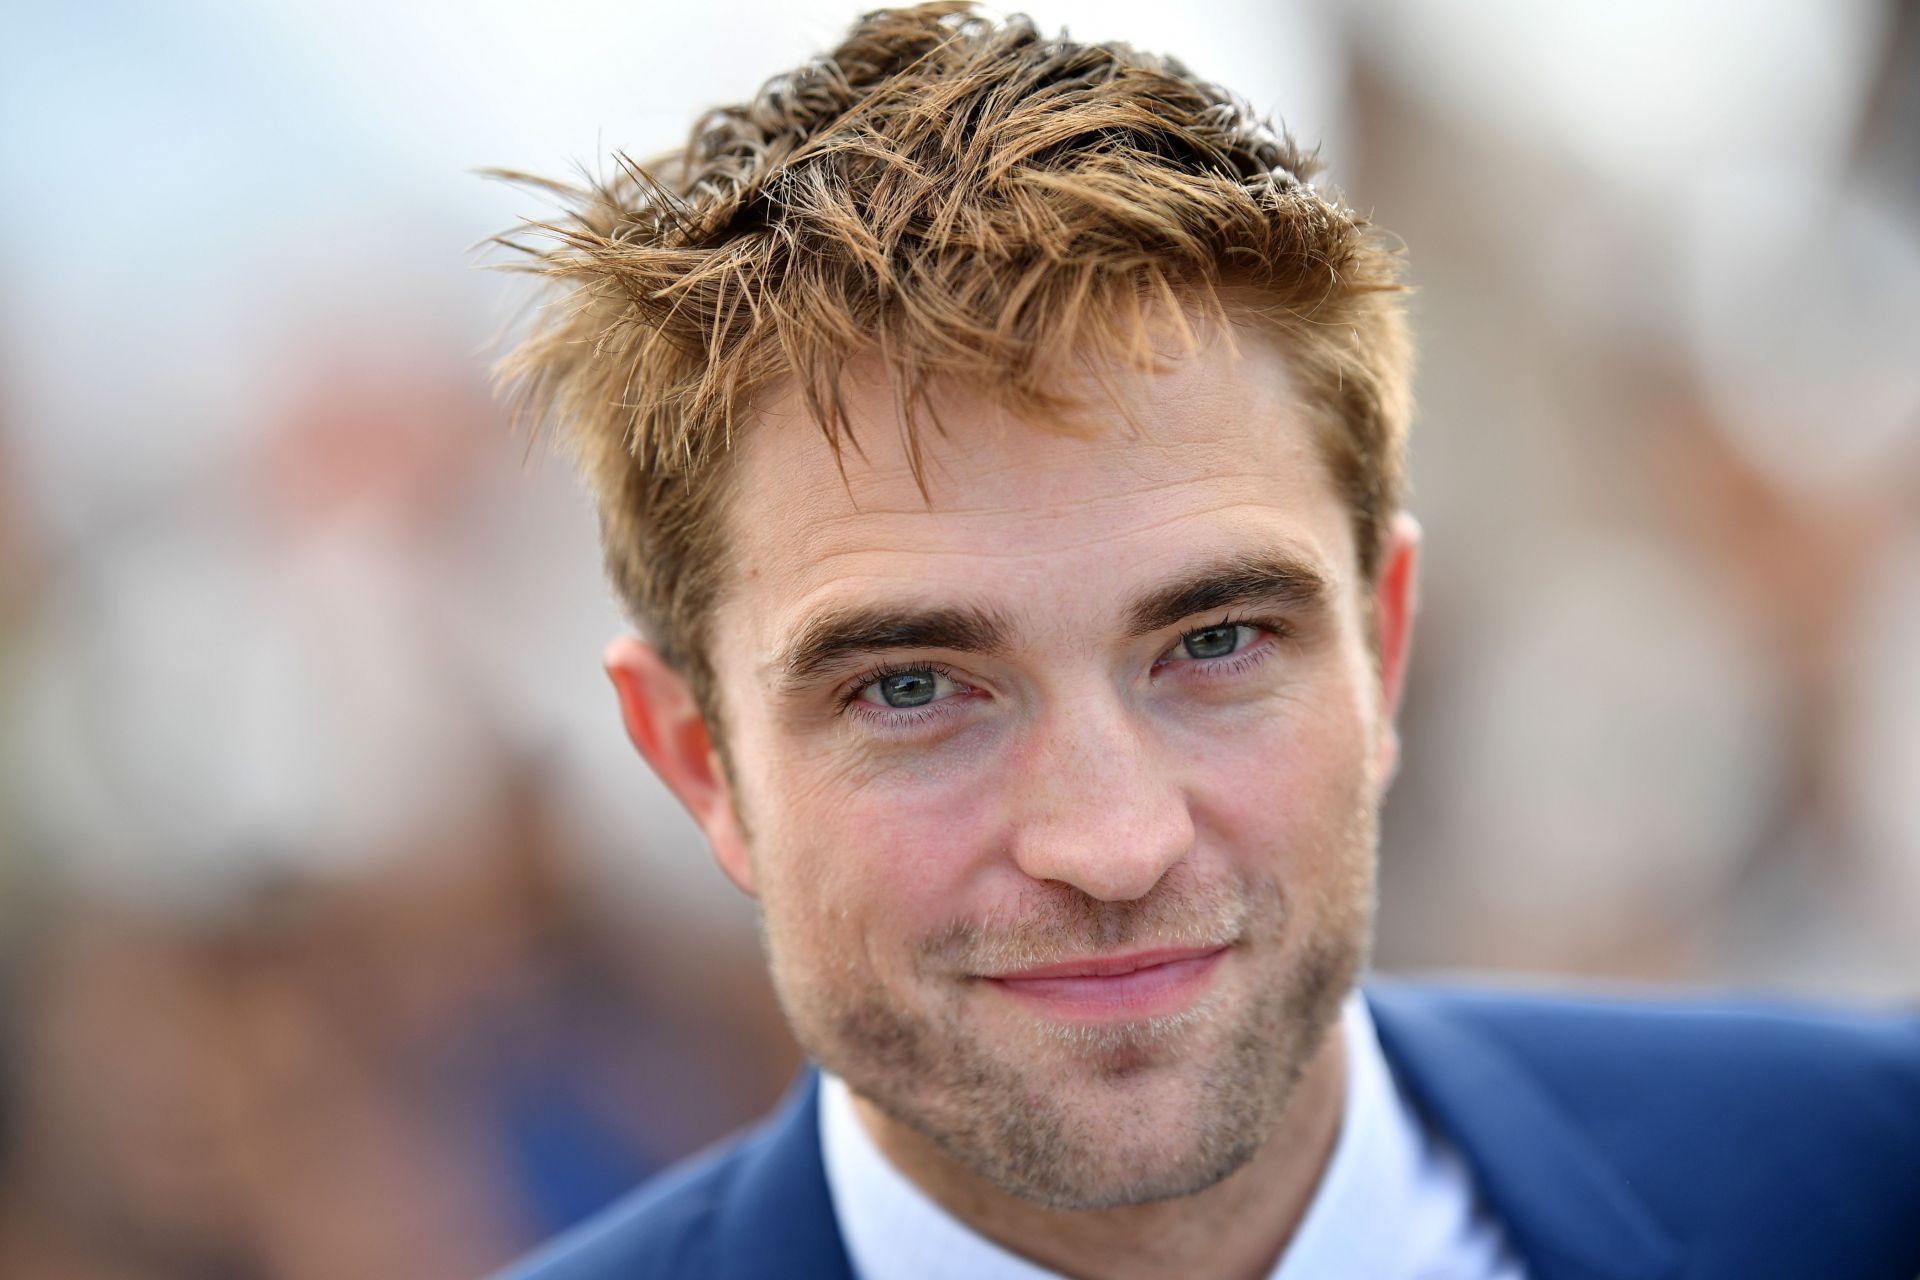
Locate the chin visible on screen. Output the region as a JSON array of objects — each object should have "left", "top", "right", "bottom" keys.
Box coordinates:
[
  {"left": 809, "top": 924, "right": 1363, "bottom": 1212},
  {"left": 960, "top": 1105, "right": 1273, "bottom": 1211}
]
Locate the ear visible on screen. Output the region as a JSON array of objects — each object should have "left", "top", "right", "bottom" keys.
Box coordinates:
[
  {"left": 603, "top": 635, "right": 757, "bottom": 897},
  {"left": 1370, "top": 513, "right": 1421, "bottom": 783}
]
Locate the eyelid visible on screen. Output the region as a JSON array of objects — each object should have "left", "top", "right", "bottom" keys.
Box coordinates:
[
  {"left": 835, "top": 660, "right": 969, "bottom": 710},
  {"left": 1157, "top": 614, "right": 1288, "bottom": 662}
]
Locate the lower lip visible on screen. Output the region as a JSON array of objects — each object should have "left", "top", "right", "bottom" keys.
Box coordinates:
[{"left": 984, "top": 948, "right": 1228, "bottom": 1020}]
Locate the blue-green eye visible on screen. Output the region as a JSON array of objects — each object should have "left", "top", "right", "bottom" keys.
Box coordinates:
[
  {"left": 856, "top": 667, "right": 960, "bottom": 709},
  {"left": 1182, "top": 624, "right": 1248, "bottom": 660}
]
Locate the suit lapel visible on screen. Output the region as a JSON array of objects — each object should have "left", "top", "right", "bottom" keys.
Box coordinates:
[
  {"left": 1367, "top": 985, "right": 1682, "bottom": 1280},
  {"left": 710, "top": 1072, "right": 856, "bottom": 1280}
]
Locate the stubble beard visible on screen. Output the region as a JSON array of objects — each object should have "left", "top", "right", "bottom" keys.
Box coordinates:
[{"left": 762, "top": 800, "right": 1379, "bottom": 1212}]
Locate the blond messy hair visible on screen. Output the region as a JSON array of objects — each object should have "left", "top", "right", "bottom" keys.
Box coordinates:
[{"left": 493, "top": 1, "right": 1411, "bottom": 711}]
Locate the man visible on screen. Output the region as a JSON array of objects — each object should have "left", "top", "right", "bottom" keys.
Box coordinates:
[{"left": 491, "top": 5, "right": 1920, "bottom": 1277}]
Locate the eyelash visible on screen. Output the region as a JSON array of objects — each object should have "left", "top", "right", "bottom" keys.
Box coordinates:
[
  {"left": 834, "top": 614, "right": 1288, "bottom": 731},
  {"left": 834, "top": 661, "right": 971, "bottom": 728},
  {"left": 1155, "top": 613, "right": 1289, "bottom": 679}
]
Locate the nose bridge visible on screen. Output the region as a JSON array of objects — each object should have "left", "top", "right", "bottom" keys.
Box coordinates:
[{"left": 1007, "top": 682, "right": 1194, "bottom": 902}]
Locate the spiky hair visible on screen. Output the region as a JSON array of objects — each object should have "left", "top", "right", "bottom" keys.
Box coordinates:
[{"left": 492, "top": 1, "right": 1410, "bottom": 708}]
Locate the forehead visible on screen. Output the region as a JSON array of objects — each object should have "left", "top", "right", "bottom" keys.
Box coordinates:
[{"left": 716, "top": 329, "right": 1356, "bottom": 660}]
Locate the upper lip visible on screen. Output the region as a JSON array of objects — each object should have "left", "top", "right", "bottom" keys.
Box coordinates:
[{"left": 983, "top": 946, "right": 1228, "bottom": 981}]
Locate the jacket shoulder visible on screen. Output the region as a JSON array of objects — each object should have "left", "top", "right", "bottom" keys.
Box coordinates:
[
  {"left": 1370, "top": 982, "right": 1920, "bottom": 1279},
  {"left": 493, "top": 1134, "right": 741, "bottom": 1280},
  {"left": 1382, "top": 982, "right": 1920, "bottom": 1126},
  {"left": 493, "top": 1072, "right": 851, "bottom": 1280}
]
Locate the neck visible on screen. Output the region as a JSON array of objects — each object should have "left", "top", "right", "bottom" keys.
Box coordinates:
[{"left": 850, "top": 1022, "right": 1348, "bottom": 1280}]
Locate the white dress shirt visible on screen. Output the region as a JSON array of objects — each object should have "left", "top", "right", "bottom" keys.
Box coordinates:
[{"left": 819, "top": 992, "right": 1531, "bottom": 1279}]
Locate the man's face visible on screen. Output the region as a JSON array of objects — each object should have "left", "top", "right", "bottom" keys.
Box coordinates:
[{"left": 614, "top": 326, "right": 1416, "bottom": 1210}]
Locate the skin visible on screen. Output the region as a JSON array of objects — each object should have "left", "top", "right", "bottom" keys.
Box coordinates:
[{"left": 607, "top": 324, "right": 1419, "bottom": 1280}]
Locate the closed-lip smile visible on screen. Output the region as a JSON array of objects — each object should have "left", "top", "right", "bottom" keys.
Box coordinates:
[{"left": 982, "top": 945, "right": 1230, "bottom": 1019}]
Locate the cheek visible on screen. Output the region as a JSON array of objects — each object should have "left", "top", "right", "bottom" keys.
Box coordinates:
[
  {"left": 752, "top": 745, "right": 1004, "bottom": 952},
  {"left": 1185, "top": 688, "right": 1379, "bottom": 879}
]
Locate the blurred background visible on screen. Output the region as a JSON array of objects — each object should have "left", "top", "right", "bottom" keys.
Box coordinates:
[{"left": 1, "top": 0, "right": 1914, "bottom": 1274}]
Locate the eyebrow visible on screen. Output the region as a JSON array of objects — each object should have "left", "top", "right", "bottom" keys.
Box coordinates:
[
  {"left": 775, "top": 605, "right": 1014, "bottom": 686},
  {"left": 1123, "top": 551, "right": 1329, "bottom": 637},
  {"left": 771, "top": 550, "right": 1330, "bottom": 688}
]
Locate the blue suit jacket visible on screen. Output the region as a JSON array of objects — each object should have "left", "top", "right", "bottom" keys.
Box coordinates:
[{"left": 499, "top": 984, "right": 1920, "bottom": 1280}]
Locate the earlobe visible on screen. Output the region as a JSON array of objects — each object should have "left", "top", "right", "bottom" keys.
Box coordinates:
[{"left": 603, "top": 636, "right": 757, "bottom": 897}]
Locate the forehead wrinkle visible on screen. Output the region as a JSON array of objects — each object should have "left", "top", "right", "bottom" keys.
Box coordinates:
[
  {"left": 822, "top": 446, "right": 1296, "bottom": 520},
  {"left": 784, "top": 422, "right": 1328, "bottom": 522},
  {"left": 780, "top": 498, "right": 1342, "bottom": 578}
]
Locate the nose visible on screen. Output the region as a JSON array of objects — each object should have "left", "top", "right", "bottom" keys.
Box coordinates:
[{"left": 1004, "top": 694, "right": 1195, "bottom": 902}]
